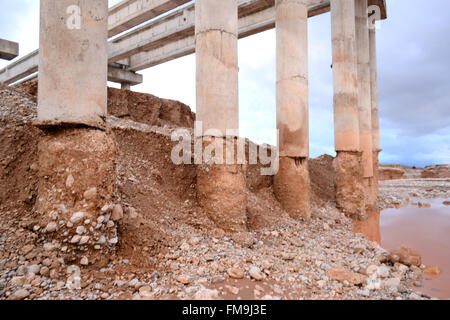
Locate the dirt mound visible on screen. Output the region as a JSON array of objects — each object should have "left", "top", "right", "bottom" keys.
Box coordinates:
[
  {"left": 379, "top": 167, "right": 406, "bottom": 181},
  {"left": 14, "top": 80, "right": 195, "bottom": 129},
  {"left": 421, "top": 165, "right": 450, "bottom": 179},
  {"left": 1, "top": 82, "right": 339, "bottom": 266}
]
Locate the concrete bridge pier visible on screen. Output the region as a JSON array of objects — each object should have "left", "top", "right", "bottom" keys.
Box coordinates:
[
  {"left": 370, "top": 25, "right": 381, "bottom": 202},
  {"left": 273, "top": 0, "right": 310, "bottom": 220},
  {"left": 356, "top": 0, "right": 375, "bottom": 210},
  {"left": 36, "top": 0, "right": 118, "bottom": 260},
  {"left": 330, "top": 0, "right": 366, "bottom": 219},
  {"left": 195, "top": 0, "right": 247, "bottom": 232}
]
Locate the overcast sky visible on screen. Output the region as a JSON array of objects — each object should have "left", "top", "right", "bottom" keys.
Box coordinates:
[{"left": 1, "top": 0, "right": 449, "bottom": 167}]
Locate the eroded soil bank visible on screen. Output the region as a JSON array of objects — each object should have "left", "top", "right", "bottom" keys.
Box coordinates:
[{"left": 1, "top": 82, "right": 449, "bottom": 300}]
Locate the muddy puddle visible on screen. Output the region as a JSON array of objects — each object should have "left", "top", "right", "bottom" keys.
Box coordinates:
[{"left": 356, "top": 198, "right": 450, "bottom": 299}]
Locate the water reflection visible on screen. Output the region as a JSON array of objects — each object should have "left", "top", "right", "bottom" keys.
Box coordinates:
[
  {"left": 354, "top": 198, "right": 450, "bottom": 299},
  {"left": 353, "top": 209, "right": 381, "bottom": 244}
]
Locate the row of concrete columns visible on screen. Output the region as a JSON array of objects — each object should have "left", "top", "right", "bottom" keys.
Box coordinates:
[
  {"left": 37, "top": 0, "right": 381, "bottom": 230},
  {"left": 195, "top": 0, "right": 381, "bottom": 223}
]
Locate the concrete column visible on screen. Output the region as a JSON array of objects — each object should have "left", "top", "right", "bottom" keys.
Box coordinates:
[
  {"left": 35, "top": 1, "right": 119, "bottom": 260},
  {"left": 355, "top": 0, "right": 373, "bottom": 179},
  {"left": 195, "top": 0, "right": 239, "bottom": 136},
  {"left": 38, "top": 0, "right": 108, "bottom": 129},
  {"left": 195, "top": 0, "right": 247, "bottom": 232},
  {"left": 370, "top": 26, "right": 381, "bottom": 202},
  {"left": 356, "top": 0, "right": 376, "bottom": 210},
  {"left": 330, "top": 0, "right": 366, "bottom": 219},
  {"left": 121, "top": 83, "right": 131, "bottom": 91},
  {"left": 273, "top": 0, "right": 310, "bottom": 220},
  {"left": 369, "top": 28, "right": 380, "bottom": 153}
]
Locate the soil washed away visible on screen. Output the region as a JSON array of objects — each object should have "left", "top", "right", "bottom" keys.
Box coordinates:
[{"left": 381, "top": 198, "right": 450, "bottom": 299}]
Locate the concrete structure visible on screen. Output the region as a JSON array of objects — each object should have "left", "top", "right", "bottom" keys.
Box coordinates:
[
  {"left": 38, "top": 0, "right": 108, "bottom": 128},
  {"left": 195, "top": 0, "right": 239, "bottom": 136},
  {"left": 17, "top": 0, "right": 387, "bottom": 232},
  {"left": 355, "top": 0, "right": 374, "bottom": 180},
  {"left": 194, "top": 0, "right": 248, "bottom": 232},
  {"left": 330, "top": 0, "right": 365, "bottom": 218},
  {"left": 1, "top": 0, "right": 386, "bottom": 86},
  {"left": 369, "top": 21, "right": 381, "bottom": 201},
  {"left": 273, "top": 0, "right": 310, "bottom": 220},
  {"left": 0, "top": 39, "right": 19, "bottom": 60}
]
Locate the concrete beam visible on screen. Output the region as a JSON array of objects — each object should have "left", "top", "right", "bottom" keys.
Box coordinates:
[
  {"left": 0, "top": 39, "right": 19, "bottom": 60},
  {"left": 1, "top": 0, "right": 387, "bottom": 84},
  {"left": 0, "top": 50, "right": 38, "bottom": 85},
  {"left": 108, "top": 0, "right": 191, "bottom": 37},
  {"left": 127, "top": 0, "right": 332, "bottom": 71},
  {"left": 0, "top": 49, "right": 142, "bottom": 86},
  {"left": 107, "top": 64, "right": 143, "bottom": 86}
]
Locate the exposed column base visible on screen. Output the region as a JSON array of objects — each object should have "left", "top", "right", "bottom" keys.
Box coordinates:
[
  {"left": 35, "top": 127, "right": 119, "bottom": 263},
  {"left": 274, "top": 157, "right": 310, "bottom": 221},
  {"left": 334, "top": 151, "right": 366, "bottom": 220},
  {"left": 196, "top": 138, "right": 247, "bottom": 233},
  {"left": 353, "top": 208, "right": 381, "bottom": 244},
  {"left": 364, "top": 177, "right": 377, "bottom": 211}
]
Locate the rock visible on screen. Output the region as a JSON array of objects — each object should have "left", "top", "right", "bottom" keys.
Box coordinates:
[
  {"left": 128, "top": 207, "right": 138, "bottom": 220},
  {"left": 44, "top": 243, "right": 57, "bottom": 251},
  {"left": 139, "top": 286, "right": 153, "bottom": 298},
  {"left": 70, "top": 212, "right": 85, "bottom": 224},
  {"left": 194, "top": 288, "right": 219, "bottom": 300},
  {"left": 366, "top": 265, "right": 378, "bottom": 276},
  {"left": 109, "top": 237, "right": 118, "bottom": 245},
  {"left": 80, "top": 257, "right": 89, "bottom": 266},
  {"left": 21, "top": 244, "right": 34, "bottom": 255},
  {"left": 76, "top": 226, "right": 86, "bottom": 235},
  {"left": 423, "top": 265, "right": 441, "bottom": 278},
  {"left": 70, "top": 235, "right": 81, "bottom": 244},
  {"left": 45, "top": 221, "right": 57, "bottom": 233},
  {"left": 65, "top": 174, "right": 74, "bottom": 189},
  {"left": 28, "top": 264, "right": 41, "bottom": 275},
  {"left": 443, "top": 201, "right": 450, "bottom": 206},
  {"left": 176, "top": 275, "right": 191, "bottom": 285},
  {"left": 249, "top": 266, "right": 264, "bottom": 281},
  {"left": 383, "top": 278, "right": 401, "bottom": 290},
  {"left": 317, "top": 280, "right": 328, "bottom": 288},
  {"left": 227, "top": 267, "right": 245, "bottom": 279},
  {"left": 226, "top": 285, "right": 240, "bottom": 295},
  {"left": 83, "top": 187, "right": 97, "bottom": 200},
  {"left": 390, "top": 246, "right": 422, "bottom": 266},
  {"left": 326, "top": 268, "right": 367, "bottom": 286},
  {"left": 40, "top": 266, "right": 50, "bottom": 276},
  {"left": 98, "top": 235, "right": 106, "bottom": 245},
  {"left": 8, "top": 289, "right": 30, "bottom": 300},
  {"left": 79, "top": 236, "right": 90, "bottom": 245},
  {"left": 232, "top": 232, "right": 254, "bottom": 248},
  {"left": 377, "top": 265, "right": 391, "bottom": 278},
  {"left": 111, "top": 204, "right": 124, "bottom": 222}
]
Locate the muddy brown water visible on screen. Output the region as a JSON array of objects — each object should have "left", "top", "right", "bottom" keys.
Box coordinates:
[{"left": 356, "top": 198, "right": 450, "bottom": 299}]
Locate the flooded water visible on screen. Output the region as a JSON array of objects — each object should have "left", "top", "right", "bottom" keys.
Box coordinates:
[{"left": 356, "top": 198, "right": 450, "bottom": 299}]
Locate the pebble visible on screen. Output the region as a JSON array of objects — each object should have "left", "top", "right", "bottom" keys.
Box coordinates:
[
  {"left": 111, "top": 204, "right": 124, "bottom": 222},
  {"left": 227, "top": 268, "right": 245, "bottom": 279},
  {"left": 176, "top": 275, "right": 191, "bottom": 285},
  {"left": 70, "top": 212, "right": 85, "bottom": 224},
  {"left": 8, "top": 289, "right": 30, "bottom": 300},
  {"left": 249, "top": 266, "right": 264, "bottom": 281},
  {"left": 46, "top": 221, "right": 57, "bottom": 233}
]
